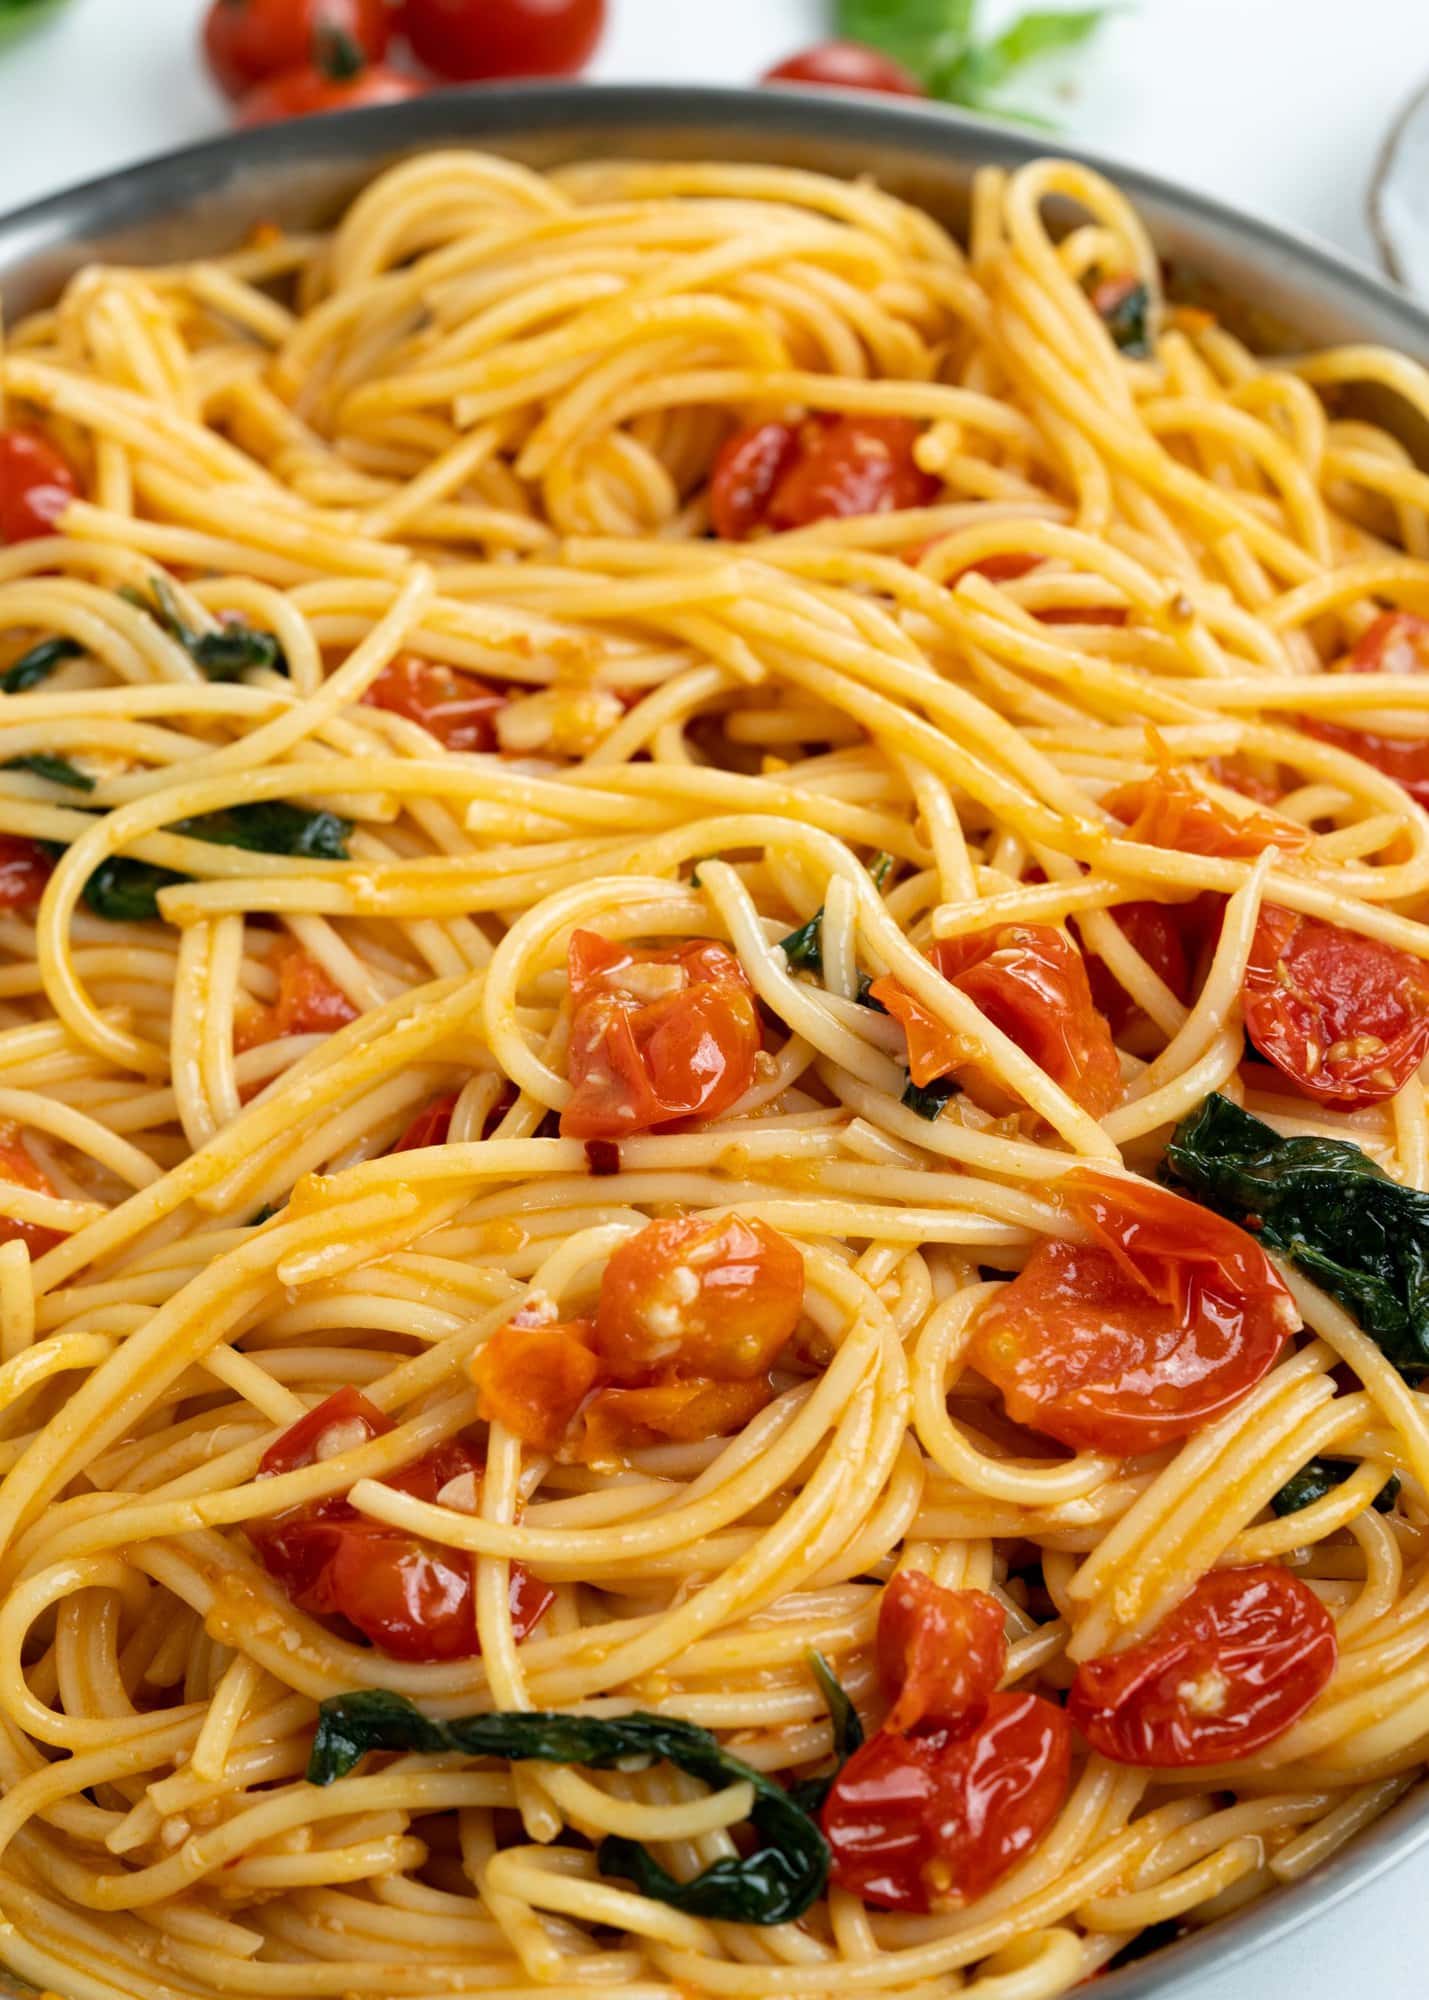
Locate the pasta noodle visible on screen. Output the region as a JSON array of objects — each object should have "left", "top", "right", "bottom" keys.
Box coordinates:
[{"left": 0, "top": 144, "right": 1427, "bottom": 2000}]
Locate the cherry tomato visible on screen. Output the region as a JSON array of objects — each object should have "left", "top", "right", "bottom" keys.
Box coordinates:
[
  {"left": 202, "top": 0, "right": 390, "bottom": 99},
  {"left": 821, "top": 1692, "right": 1071, "bottom": 1912},
  {"left": 877, "top": 1573, "right": 1006, "bottom": 1735},
  {"left": 1302, "top": 612, "right": 1429, "bottom": 809},
  {"left": 471, "top": 1314, "right": 602, "bottom": 1453},
  {"left": 0, "top": 1119, "right": 61, "bottom": 1258},
  {"left": 711, "top": 416, "right": 937, "bottom": 540},
  {"left": 560, "top": 931, "right": 760, "bottom": 1140},
  {"left": 0, "top": 836, "right": 55, "bottom": 910},
  {"left": 239, "top": 58, "right": 423, "bottom": 125},
  {"left": 364, "top": 654, "right": 507, "bottom": 753},
  {"left": 1243, "top": 904, "right": 1429, "bottom": 1109},
  {"left": 1085, "top": 901, "right": 1193, "bottom": 1032},
  {"left": 1104, "top": 764, "right": 1308, "bottom": 859},
  {"left": 761, "top": 40, "right": 925, "bottom": 97},
  {"left": 0, "top": 430, "right": 78, "bottom": 544},
  {"left": 579, "top": 1374, "right": 773, "bottom": 1462},
  {"left": 392, "top": 1092, "right": 458, "bottom": 1152},
  {"left": 595, "top": 1214, "right": 803, "bottom": 1382},
  {"left": 869, "top": 924, "right": 1121, "bottom": 1118},
  {"left": 399, "top": 0, "right": 605, "bottom": 80},
  {"left": 970, "top": 1170, "right": 1297, "bottom": 1456},
  {"left": 258, "top": 1383, "right": 387, "bottom": 1478},
  {"left": 1069, "top": 1566, "right": 1337, "bottom": 1766},
  {"left": 235, "top": 941, "right": 359, "bottom": 1051}
]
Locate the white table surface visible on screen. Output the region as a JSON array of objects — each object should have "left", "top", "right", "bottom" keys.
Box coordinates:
[{"left": 4, "top": 0, "right": 1429, "bottom": 1993}]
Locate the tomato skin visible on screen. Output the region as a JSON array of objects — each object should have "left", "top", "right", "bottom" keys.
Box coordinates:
[
  {"left": 1243, "top": 905, "right": 1429, "bottom": 1109},
  {"left": 1085, "top": 900, "right": 1192, "bottom": 1031},
  {"left": 595, "top": 1213, "right": 803, "bottom": 1382},
  {"left": 400, "top": 0, "right": 605, "bottom": 80},
  {"left": 392, "top": 1092, "right": 458, "bottom": 1152},
  {"left": 235, "top": 941, "right": 359, "bottom": 1051},
  {"left": 0, "top": 836, "right": 55, "bottom": 910},
  {"left": 238, "top": 62, "right": 423, "bottom": 124},
  {"left": 971, "top": 1169, "right": 1297, "bottom": 1456},
  {"left": 869, "top": 924, "right": 1121, "bottom": 1118},
  {"left": 1104, "top": 765, "right": 1308, "bottom": 859},
  {"left": 762, "top": 40, "right": 925, "bottom": 97},
  {"left": 1069, "top": 1566, "right": 1337, "bottom": 1766},
  {"left": 471, "top": 1316, "right": 601, "bottom": 1452},
  {"left": 579, "top": 1374, "right": 772, "bottom": 1461},
  {"left": 364, "top": 654, "right": 507, "bottom": 753},
  {"left": 878, "top": 1573, "right": 1006, "bottom": 1735},
  {"left": 560, "top": 932, "right": 760, "bottom": 1140},
  {"left": 821, "top": 1692, "right": 1071, "bottom": 1912},
  {"left": 0, "top": 1119, "right": 61, "bottom": 1258},
  {"left": 203, "top": 0, "right": 391, "bottom": 98},
  {"left": 258, "top": 1384, "right": 387, "bottom": 1479},
  {"left": 709, "top": 422, "right": 800, "bottom": 540},
  {"left": 711, "top": 416, "right": 936, "bottom": 539},
  {"left": 1303, "top": 614, "right": 1429, "bottom": 808},
  {"left": 0, "top": 430, "right": 78, "bottom": 544}
]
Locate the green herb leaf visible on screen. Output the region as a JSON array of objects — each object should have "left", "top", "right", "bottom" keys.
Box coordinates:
[
  {"left": 306, "top": 1689, "right": 829, "bottom": 1925},
  {"left": 81, "top": 856, "right": 185, "bottom": 922},
  {"left": 1095, "top": 278, "right": 1152, "bottom": 356},
  {"left": 1166, "top": 1094, "right": 1429, "bottom": 1379},
  {"left": 902, "top": 1072, "right": 958, "bottom": 1119},
  {"left": 780, "top": 910, "right": 824, "bottom": 974},
  {"left": 1, "top": 636, "right": 83, "bottom": 694},
  {"left": 1271, "top": 1457, "right": 1400, "bottom": 1519},
  {"left": 837, "top": 0, "right": 1111, "bottom": 120},
  {"left": 870, "top": 850, "right": 895, "bottom": 888},
  {"left": 982, "top": 6, "right": 1109, "bottom": 85},
  {"left": 786, "top": 1651, "right": 865, "bottom": 1815},
  {"left": 836, "top": 0, "right": 975, "bottom": 72},
  {"left": 182, "top": 802, "right": 351, "bottom": 861},
  {"left": 4, "top": 754, "right": 94, "bottom": 791},
  {"left": 855, "top": 972, "right": 888, "bottom": 1012},
  {"left": 128, "top": 577, "right": 286, "bottom": 682}
]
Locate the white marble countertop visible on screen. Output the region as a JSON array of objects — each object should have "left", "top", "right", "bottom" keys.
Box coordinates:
[{"left": 5, "top": 0, "right": 1429, "bottom": 1992}]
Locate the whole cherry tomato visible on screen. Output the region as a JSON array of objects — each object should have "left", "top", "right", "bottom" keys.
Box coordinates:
[
  {"left": 0, "top": 1119, "right": 61, "bottom": 1258},
  {"left": 970, "top": 1169, "right": 1297, "bottom": 1456},
  {"left": 1069, "top": 1566, "right": 1337, "bottom": 1765},
  {"left": 711, "top": 416, "right": 937, "bottom": 539},
  {"left": 1242, "top": 904, "right": 1429, "bottom": 1110},
  {"left": 595, "top": 1213, "right": 803, "bottom": 1382},
  {"left": 762, "top": 40, "right": 925, "bottom": 97},
  {"left": 392, "top": 1092, "right": 459, "bottom": 1152},
  {"left": 0, "top": 430, "right": 79, "bottom": 544},
  {"left": 1104, "top": 764, "right": 1307, "bottom": 860},
  {"left": 365, "top": 654, "right": 508, "bottom": 753},
  {"left": 560, "top": 931, "right": 760, "bottom": 1139},
  {"left": 877, "top": 1572, "right": 1006, "bottom": 1735},
  {"left": 400, "top": 0, "right": 605, "bottom": 81},
  {"left": 203, "top": 0, "right": 391, "bottom": 100},
  {"left": 0, "top": 836, "right": 55, "bottom": 910},
  {"left": 235, "top": 941, "right": 358, "bottom": 1051},
  {"left": 239, "top": 51, "right": 424, "bottom": 126},
  {"left": 1302, "top": 612, "right": 1429, "bottom": 808}
]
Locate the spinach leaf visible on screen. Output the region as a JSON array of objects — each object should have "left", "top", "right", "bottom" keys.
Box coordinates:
[
  {"left": 1, "top": 636, "right": 83, "bottom": 694},
  {"left": 1096, "top": 279, "right": 1152, "bottom": 356},
  {"left": 786, "top": 1651, "right": 864, "bottom": 1816},
  {"left": 855, "top": 972, "right": 888, "bottom": 1012},
  {"left": 4, "top": 754, "right": 93, "bottom": 791},
  {"left": 835, "top": 0, "right": 1110, "bottom": 120},
  {"left": 307, "top": 1688, "right": 829, "bottom": 1925},
  {"left": 81, "top": 856, "right": 186, "bottom": 922},
  {"left": 780, "top": 910, "right": 823, "bottom": 974},
  {"left": 1271, "top": 1457, "right": 1400, "bottom": 1519},
  {"left": 127, "top": 578, "right": 286, "bottom": 681},
  {"left": 45, "top": 803, "right": 350, "bottom": 922},
  {"left": 902, "top": 1072, "right": 958, "bottom": 1120},
  {"left": 1165, "top": 1093, "right": 1429, "bottom": 1378}
]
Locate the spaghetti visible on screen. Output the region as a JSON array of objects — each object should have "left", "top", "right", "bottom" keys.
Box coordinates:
[{"left": 0, "top": 147, "right": 1425, "bottom": 1999}]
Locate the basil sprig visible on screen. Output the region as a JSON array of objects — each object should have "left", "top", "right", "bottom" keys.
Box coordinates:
[{"left": 835, "top": 0, "right": 1111, "bottom": 123}]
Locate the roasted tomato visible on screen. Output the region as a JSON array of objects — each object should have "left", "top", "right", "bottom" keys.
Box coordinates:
[
  {"left": 400, "top": 0, "right": 605, "bottom": 80},
  {"left": 1069, "top": 1566, "right": 1337, "bottom": 1765},
  {"left": 0, "top": 1120, "right": 61, "bottom": 1258},
  {"left": 1243, "top": 905, "right": 1429, "bottom": 1109},
  {"left": 579, "top": 1375, "right": 773, "bottom": 1460},
  {"left": 595, "top": 1213, "right": 803, "bottom": 1381},
  {"left": 869, "top": 924, "right": 1121, "bottom": 1118},
  {"left": 392, "top": 1092, "right": 458, "bottom": 1152},
  {"left": 249, "top": 1387, "right": 551, "bottom": 1661},
  {"left": 471, "top": 1314, "right": 601, "bottom": 1454},
  {"left": 1302, "top": 612, "right": 1429, "bottom": 809},
  {"left": 0, "top": 835, "right": 55, "bottom": 909},
  {"left": 364, "top": 654, "right": 507, "bottom": 753},
  {"left": 560, "top": 931, "right": 760, "bottom": 1139},
  {"left": 202, "top": 0, "right": 391, "bottom": 98},
  {"left": 761, "top": 41, "right": 925, "bottom": 96},
  {"left": 0, "top": 429, "right": 79, "bottom": 543},
  {"left": 235, "top": 941, "right": 359, "bottom": 1051},
  {"left": 821, "top": 1691, "right": 1071, "bottom": 1912},
  {"left": 1104, "top": 764, "right": 1308, "bottom": 859},
  {"left": 970, "top": 1170, "right": 1297, "bottom": 1456},
  {"left": 711, "top": 415, "right": 937, "bottom": 539},
  {"left": 877, "top": 1572, "right": 1006, "bottom": 1735},
  {"left": 1085, "top": 900, "right": 1193, "bottom": 1031}
]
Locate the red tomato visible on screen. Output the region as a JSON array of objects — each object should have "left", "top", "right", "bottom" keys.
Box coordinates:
[
  {"left": 1069, "top": 1566, "right": 1337, "bottom": 1765},
  {"left": 971, "top": 1170, "right": 1297, "bottom": 1456},
  {"left": 578, "top": 1375, "right": 772, "bottom": 1461},
  {"left": 1242, "top": 905, "right": 1429, "bottom": 1109},
  {"left": 762, "top": 41, "right": 925, "bottom": 97},
  {"left": 868, "top": 924, "right": 1121, "bottom": 1119},
  {"left": 258, "top": 1384, "right": 387, "bottom": 1479},
  {"left": 877, "top": 1573, "right": 1006, "bottom": 1735},
  {"left": 0, "top": 430, "right": 78, "bottom": 544},
  {"left": 560, "top": 931, "right": 760, "bottom": 1140},
  {"left": 399, "top": 0, "right": 605, "bottom": 80},
  {"left": 0, "top": 1119, "right": 61, "bottom": 1259},
  {"left": 235, "top": 941, "right": 359, "bottom": 1051},
  {"left": 364, "top": 654, "right": 507, "bottom": 753},
  {"left": 471, "top": 1315, "right": 602, "bottom": 1453},
  {"left": 1302, "top": 613, "right": 1429, "bottom": 809},
  {"left": 821, "top": 1692, "right": 1071, "bottom": 1912},
  {"left": 595, "top": 1214, "right": 803, "bottom": 1382},
  {"left": 1104, "top": 765, "right": 1308, "bottom": 860},
  {"left": 1085, "top": 901, "right": 1193, "bottom": 1031},
  {"left": 202, "top": 0, "right": 390, "bottom": 99},
  {"left": 0, "top": 836, "right": 54, "bottom": 910},
  {"left": 711, "top": 416, "right": 937, "bottom": 540},
  {"left": 392, "top": 1092, "right": 458, "bottom": 1152},
  {"left": 239, "top": 60, "right": 423, "bottom": 125}
]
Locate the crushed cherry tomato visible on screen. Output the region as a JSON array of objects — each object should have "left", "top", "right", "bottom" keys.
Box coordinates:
[
  {"left": 202, "top": 0, "right": 391, "bottom": 98},
  {"left": 1104, "top": 764, "right": 1308, "bottom": 859},
  {"left": 596, "top": 1213, "right": 802, "bottom": 1382},
  {"left": 392, "top": 1092, "right": 458, "bottom": 1152},
  {"left": 1085, "top": 900, "right": 1193, "bottom": 1031},
  {"left": 579, "top": 1375, "right": 773, "bottom": 1460},
  {"left": 364, "top": 654, "right": 507, "bottom": 753},
  {"left": 560, "top": 931, "right": 760, "bottom": 1139},
  {"left": 235, "top": 941, "right": 359, "bottom": 1051},
  {"left": 400, "top": 0, "right": 605, "bottom": 80},
  {"left": 1242, "top": 905, "right": 1429, "bottom": 1109},
  {"left": 0, "top": 836, "right": 55, "bottom": 910},
  {"left": 711, "top": 415, "right": 937, "bottom": 539},
  {"left": 762, "top": 41, "right": 925, "bottom": 96},
  {"left": 1069, "top": 1566, "right": 1337, "bottom": 1765},
  {"left": 0, "top": 1119, "right": 61, "bottom": 1258},
  {"left": 869, "top": 924, "right": 1121, "bottom": 1118},
  {"left": 471, "top": 1314, "right": 601, "bottom": 1454},
  {"left": 0, "top": 430, "right": 79, "bottom": 544},
  {"left": 1302, "top": 612, "right": 1429, "bottom": 809},
  {"left": 877, "top": 1572, "right": 1006, "bottom": 1735}
]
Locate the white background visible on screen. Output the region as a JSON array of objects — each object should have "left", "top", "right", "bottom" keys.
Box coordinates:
[{"left": 4, "top": 0, "right": 1429, "bottom": 1993}]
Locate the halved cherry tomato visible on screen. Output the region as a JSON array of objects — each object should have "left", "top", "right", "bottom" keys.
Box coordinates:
[
  {"left": 235, "top": 941, "right": 359, "bottom": 1051},
  {"left": 202, "top": 0, "right": 391, "bottom": 99},
  {"left": 1302, "top": 613, "right": 1429, "bottom": 808},
  {"left": 560, "top": 931, "right": 760, "bottom": 1139},
  {"left": 0, "top": 430, "right": 78, "bottom": 544},
  {"left": 1069, "top": 1566, "right": 1337, "bottom": 1765},
  {"left": 238, "top": 54, "right": 422, "bottom": 125},
  {"left": 869, "top": 924, "right": 1121, "bottom": 1118},
  {"left": 1243, "top": 904, "right": 1429, "bottom": 1109},
  {"left": 399, "top": 0, "right": 605, "bottom": 80},
  {"left": 878, "top": 1572, "right": 1006, "bottom": 1735},
  {"left": 762, "top": 41, "right": 925, "bottom": 96},
  {"left": 711, "top": 416, "right": 937, "bottom": 540},
  {"left": 821, "top": 1691, "right": 1071, "bottom": 1912},
  {"left": 596, "top": 1213, "right": 803, "bottom": 1382},
  {"left": 471, "top": 1315, "right": 601, "bottom": 1453},
  {"left": 1085, "top": 900, "right": 1193, "bottom": 1032},
  {"left": 0, "top": 836, "right": 54, "bottom": 909},
  {"left": 970, "top": 1170, "right": 1297, "bottom": 1456},
  {"left": 364, "top": 654, "right": 507, "bottom": 753},
  {"left": 579, "top": 1375, "right": 772, "bottom": 1460},
  {"left": 392, "top": 1092, "right": 458, "bottom": 1152},
  {"left": 0, "top": 1119, "right": 61, "bottom": 1258},
  {"left": 1104, "top": 765, "right": 1308, "bottom": 859}
]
